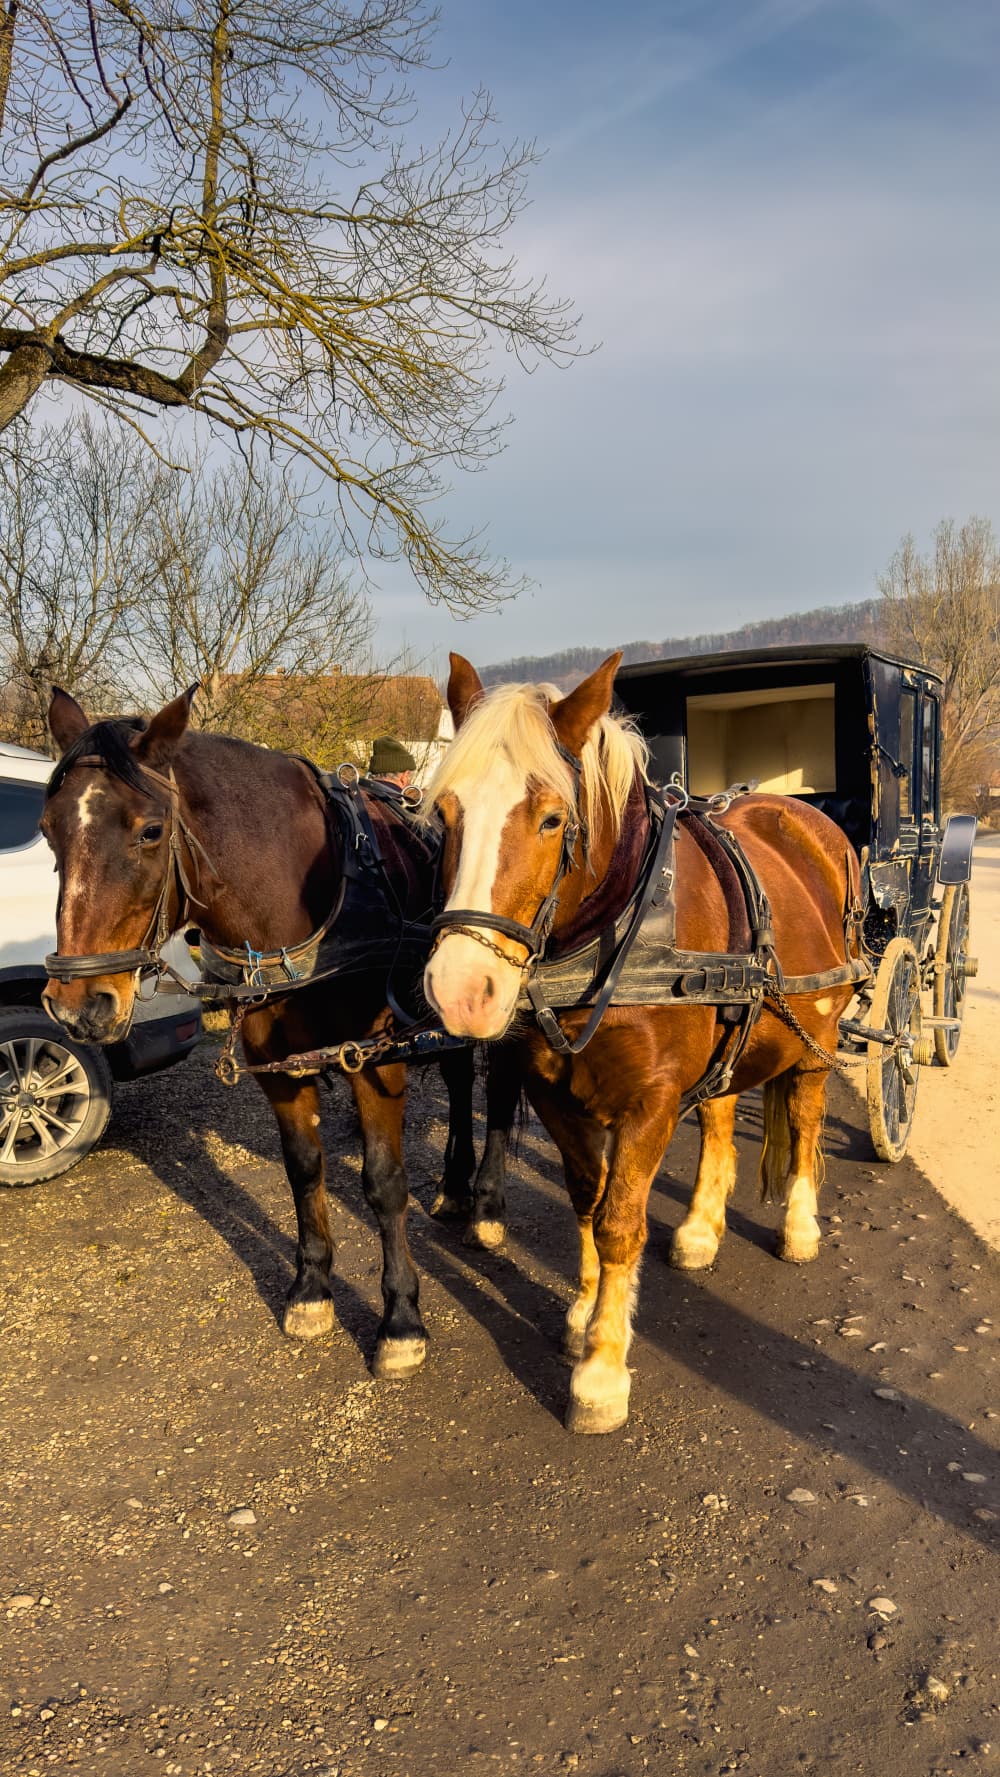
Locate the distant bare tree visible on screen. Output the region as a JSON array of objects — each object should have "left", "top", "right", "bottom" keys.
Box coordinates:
[
  {"left": 879, "top": 517, "right": 1000, "bottom": 808},
  {"left": 0, "top": 418, "right": 159, "bottom": 749},
  {"left": 0, "top": 416, "right": 378, "bottom": 755},
  {"left": 0, "top": 0, "right": 577, "bottom": 610},
  {"left": 131, "top": 453, "right": 377, "bottom": 746}
]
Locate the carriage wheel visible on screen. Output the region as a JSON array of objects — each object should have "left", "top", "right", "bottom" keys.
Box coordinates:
[
  {"left": 933, "top": 882, "right": 974, "bottom": 1066},
  {"left": 866, "top": 936, "right": 927, "bottom": 1163}
]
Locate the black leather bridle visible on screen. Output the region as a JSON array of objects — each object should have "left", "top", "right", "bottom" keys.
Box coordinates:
[
  {"left": 427, "top": 738, "right": 587, "bottom": 974},
  {"left": 44, "top": 758, "right": 214, "bottom": 985}
]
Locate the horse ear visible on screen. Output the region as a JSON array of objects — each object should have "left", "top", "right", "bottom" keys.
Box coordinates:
[
  {"left": 447, "top": 654, "right": 484, "bottom": 730},
  {"left": 49, "top": 686, "right": 90, "bottom": 753},
  {"left": 550, "top": 653, "right": 623, "bottom": 757},
  {"left": 132, "top": 685, "right": 198, "bottom": 769}
]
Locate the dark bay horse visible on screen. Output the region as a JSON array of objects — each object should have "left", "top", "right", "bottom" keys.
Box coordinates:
[
  {"left": 423, "top": 654, "right": 864, "bottom": 1434},
  {"left": 41, "top": 686, "right": 513, "bottom": 1378}
]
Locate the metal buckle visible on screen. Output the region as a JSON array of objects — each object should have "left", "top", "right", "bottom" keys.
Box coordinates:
[
  {"left": 337, "top": 762, "right": 360, "bottom": 788},
  {"left": 243, "top": 944, "right": 267, "bottom": 991}
]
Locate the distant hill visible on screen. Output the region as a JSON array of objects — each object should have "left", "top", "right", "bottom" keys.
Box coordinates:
[{"left": 479, "top": 598, "right": 885, "bottom": 691}]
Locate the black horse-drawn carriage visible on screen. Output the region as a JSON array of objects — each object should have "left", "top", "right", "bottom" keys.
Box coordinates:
[{"left": 615, "top": 644, "right": 978, "bottom": 1162}]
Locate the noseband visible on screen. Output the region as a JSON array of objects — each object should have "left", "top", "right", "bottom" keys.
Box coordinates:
[
  {"left": 428, "top": 739, "right": 586, "bottom": 974},
  {"left": 44, "top": 759, "right": 214, "bottom": 984}
]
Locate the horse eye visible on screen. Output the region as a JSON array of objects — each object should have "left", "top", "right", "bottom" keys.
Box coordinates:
[
  {"left": 140, "top": 822, "right": 164, "bottom": 845},
  {"left": 539, "top": 812, "right": 564, "bottom": 835}
]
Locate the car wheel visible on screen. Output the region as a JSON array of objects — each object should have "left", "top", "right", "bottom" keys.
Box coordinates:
[{"left": 0, "top": 1006, "right": 113, "bottom": 1186}]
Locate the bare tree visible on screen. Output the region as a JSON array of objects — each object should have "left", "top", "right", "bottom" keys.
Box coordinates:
[
  {"left": 0, "top": 416, "right": 161, "bottom": 748},
  {"left": 879, "top": 517, "right": 1000, "bottom": 808},
  {"left": 0, "top": 0, "right": 577, "bottom": 610},
  {"left": 0, "top": 415, "right": 379, "bottom": 757},
  {"left": 130, "top": 452, "right": 378, "bottom": 753}
]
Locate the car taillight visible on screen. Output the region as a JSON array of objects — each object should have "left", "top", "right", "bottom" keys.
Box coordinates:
[{"left": 174, "top": 1019, "right": 199, "bottom": 1042}]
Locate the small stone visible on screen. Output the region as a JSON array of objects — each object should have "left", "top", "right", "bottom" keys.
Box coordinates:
[
  {"left": 683, "top": 1643, "right": 699, "bottom": 1658},
  {"left": 158, "top": 1582, "right": 174, "bottom": 1594},
  {"left": 124, "top": 1498, "right": 143, "bottom": 1509},
  {"left": 846, "top": 1493, "right": 870, "bottom": 1506},
  {"left": 372, "top": 1718, "right": 389, "bottom": 1732},
  {"left": 785, "top": 1488, "right": 818, "bottom": 1504},
  {"left": 812, "top": 1578, "right": 838, "bottom": 1593},
  {"left": 962, "top": 1473, "right": 987, "bottom": 1484},
  {"left": 39, "top": 1708, "right": 55, "bottom": 1721},
  {"left": 839, "top": 1327, "right": 864, "bottom": 1339},
  {"left": 974, "top": 1509, "right": 998, "bottom": 1523},
  {"left": 868, "top": 1596, "right": 897, "bottom": 1617},
  {"left": 868, "top": 1342, "right": 887, "bottom": 1353},
  {"left": 925, "top": 1677, "right": 950, "bottom": 1702},
  {"left": 873, "top": 1388, "right": 901, "bottom": 1402},
  {"left": 7, "top": 1594, "right": 36, "bottom": 1612},
  {"left": 868, "top": 1631, "right": 889, "bottom": 1651},
  {"left": 227, "top": 1508, "right": 256, "bottom": 1527}
]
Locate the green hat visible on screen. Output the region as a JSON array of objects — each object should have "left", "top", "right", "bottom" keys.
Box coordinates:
[{"left": 368, "top": 735, "right": 416, "bottom": 774}]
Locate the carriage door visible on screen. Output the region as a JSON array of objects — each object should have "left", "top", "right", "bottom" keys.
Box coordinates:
[
  {"left": 897, "top": 686, "right": 919, "bottom": 852},
  {"left": 914, "top": 691, "right": 941, "bottom": 928}
]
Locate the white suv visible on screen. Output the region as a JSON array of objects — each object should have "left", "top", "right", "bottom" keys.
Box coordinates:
[{"left": 0, "top": 741, "right": 202, "bottom": 1184}]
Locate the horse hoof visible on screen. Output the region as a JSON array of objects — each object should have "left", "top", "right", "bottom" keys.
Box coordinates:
[
  {"left": 464, "top": 1218, "right": 506, "bottom": 1250},
  {"left": 430, "top": 1189, "right": 468, "bottom": 1221},
  {"left": 565, "top": 1395, "right": 629, "bottom": 1435},
  {"left": 669, "top": 1226, "right": 721, "bottom": 1270},
  {"left": 777, "top": 1219, "right": 820, "bottom": 1264},
  {"left": 371, "top": 1335, "right": 427, "bottom": 1380},
  {"left": 777, "top": 1236, "right": 820, "bottom": 1265},
  {"left": 283, "top": 1299, "right": 336, "bottom": 1340}
]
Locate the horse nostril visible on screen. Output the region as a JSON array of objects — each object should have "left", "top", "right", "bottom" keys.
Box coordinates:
[{"left": 482, "top": 974, "right": 495, "bottom": 1002}]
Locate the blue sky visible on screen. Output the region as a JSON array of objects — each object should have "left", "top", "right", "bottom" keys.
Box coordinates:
[{"left": 369, "top": 0, "right": 1000, "bottom": 671}]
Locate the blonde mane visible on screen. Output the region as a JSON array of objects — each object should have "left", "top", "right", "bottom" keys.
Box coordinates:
[{"left": 423, "top": 680, "right": 649, "bottom": 845}]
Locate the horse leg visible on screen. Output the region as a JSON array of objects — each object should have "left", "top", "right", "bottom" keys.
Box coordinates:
[
  {"left": 350, "top": 1061, "right": 428, "bottom": 1379},
  {"left": 254, "top": 1072, "right": 338, "bottom": 1340},
  {"left": 670, "top": 1093, "right": 739, "bottom": 1270},
  {"left": 465, "top": 1041, "right": 521, "bottom": 1251},
  {"left": 430, "top": 1045, "right": 477, "bottom": 1221},
  {"left": 761, "top": 1066, "right": 828, "bottom": 1264},
  {"left": 566, "top": 1099, "right": 676, "bottom": 1435}
]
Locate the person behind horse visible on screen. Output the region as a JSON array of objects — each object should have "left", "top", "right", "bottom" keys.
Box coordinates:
[{"left": 368, "top": 736, "right": 416, "bottom": 792}]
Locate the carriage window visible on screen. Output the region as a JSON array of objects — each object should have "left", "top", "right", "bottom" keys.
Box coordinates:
[
  {"left": 921, "top": 696, "right": 937, "bottom": 819},
  {"left": 0, "top": 781, "right": 44, "bottom": 849},
  {"left": 898, "top": 690, "right": 916, "bottom": 821},
  {"left": 685, "top": 684, "right": 835, "bottom": 796}
]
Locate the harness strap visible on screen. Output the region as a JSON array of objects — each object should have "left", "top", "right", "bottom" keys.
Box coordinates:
[{"left": 526, "top": 795, "right": 681, "bottom": 1054}]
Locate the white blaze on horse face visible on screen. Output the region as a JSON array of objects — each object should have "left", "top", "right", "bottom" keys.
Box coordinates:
[
  {"left": 424, "top": 756, "right": 526, "bottom": 1040},
  {"left": 60, "top": 779, "right": 105, "bottom": 928}
]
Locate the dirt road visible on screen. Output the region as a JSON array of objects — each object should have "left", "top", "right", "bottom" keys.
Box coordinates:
[
  {"left": 902, "top": 834, "right": 1000, "bottom": 1248},
  {"left": 2, "top": 995, "right": 998, "bottom": 1777}
]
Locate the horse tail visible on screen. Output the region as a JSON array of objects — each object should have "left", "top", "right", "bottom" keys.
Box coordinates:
[
  {"left": 759, "top": 1069, "right": 827, "bottom": 1201},
  {"left": 759, "top": 1073, "right": 792, "bottom": 1202}
]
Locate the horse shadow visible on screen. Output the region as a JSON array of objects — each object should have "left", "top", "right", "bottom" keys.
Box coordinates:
[{"left": 109, "top": 1040, "right": 1000, "bottom": 1557}]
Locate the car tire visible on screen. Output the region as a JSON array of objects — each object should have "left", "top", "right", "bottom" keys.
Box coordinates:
[{"left": 0, "top": 1006, "right": 113, "bottom": 1186}]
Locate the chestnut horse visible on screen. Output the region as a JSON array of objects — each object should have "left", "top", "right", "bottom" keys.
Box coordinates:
[
  {"left": 41, "top": 686, "right": 513, "bottom": 1378},
  {"left": 423, "top": 654, "right": 864, "bottom": 1434}
]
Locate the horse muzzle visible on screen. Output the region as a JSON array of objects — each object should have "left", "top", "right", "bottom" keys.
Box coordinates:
[{"left": 43, "top": 979, "right": 136, "bottom": 1045}]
